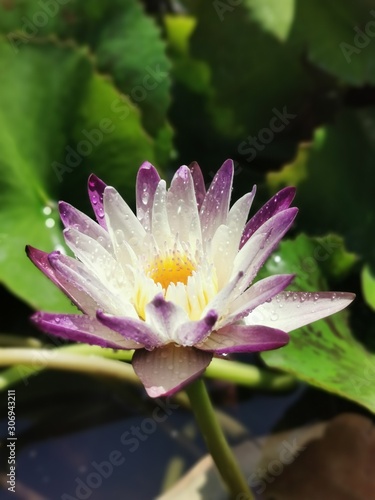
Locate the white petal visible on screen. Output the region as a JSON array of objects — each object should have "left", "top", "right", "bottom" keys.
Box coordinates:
[
  {"left": 103, "top": 186, "right": 146, "bottom": 255},
  {"left": 245, "top": 291, "right": 356, "bottom": 332},
  {"left": 167, "top": 165, "right": 202, "bottom": 249}
]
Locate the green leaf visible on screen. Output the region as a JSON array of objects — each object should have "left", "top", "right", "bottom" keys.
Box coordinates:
[
  {"left": 266, "top": 109, "right": 375, "bottom": 268},
  {"left": 0, "top": 38, "right": 158, "bottom": 311},
  {"left": 0, "top": 0, "right": 173, "bottom": 162},
  {"left": 260, "top": 235, "right": 375, "bottom": 413},
  {"left": 292, "top": 0, "right": 375, "bottom": 86},
  {"left": 0, "top": 39, "right": 91, "bottom": 312},
  {"left": 245, "top": 0, "right": 296, "bottom": 42},
  {"left": 361, "top": 265, "right": 375, "bottom": 311}
]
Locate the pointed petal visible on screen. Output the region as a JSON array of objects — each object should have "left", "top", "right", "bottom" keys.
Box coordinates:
[
  {"left": 132, "top": 345, "right": 212, "bottom": 397},
  {"left": 240, "top": 186, "right": 296, "bottom": 248},
  {"left": 200, "top": 159, "right": 234, "bottom": 243},
  {"left": 151, "top": 180, "right": 172, "bottom": 247},
  {"left": 59, "top": 201, "right": 113, "bottom": 253},
  {"left": 223, "top": 274, "right": 295, "bottom": 326},
  {"left": 96, "top": 311, "right": 162, "bottom": 350},
  {"left": 167, "top": 165, "right": 201, "bottom": 245},
  {"left": 198, "top": 324, "right": 289, "bottom": 353},
  {"left": 175, "top": 310, "right": 218, "bottom": 346},
  {"left": 233, "top": 208, "right": 298, "bottom": 295},
  {"left": 246, "top": 291, "right": 356, "bottom": 332},
  {"left": 63, "top": 227, "right": 129, "bottom": 296},
  {"left": 189, "top": 161, "right": 206, "bottom": 211},
  {"left": 145, "top": 294, "right": 188, "bottom": 343},
  {"left": 27, "top": 247, "right": 100, "bottom": 314},
  {"left": 88, "top": 174, "right": 107, "bottom": 229},
  {"left": 48, "top": 252, "right": 134, "bottom": 316},
  {"left": 136, "top": 161, "right": 160, "bottom": 232},
  {"left": 104, "top": 186, "right": 146, "bottom": 255},
  {"left": 31, "top": 312, "right": 140, "bottom": 349}
]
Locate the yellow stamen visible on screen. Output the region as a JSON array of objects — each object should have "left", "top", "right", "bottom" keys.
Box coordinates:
[{"left": 148, "top": 252, "right": 196, "bottom": 289}]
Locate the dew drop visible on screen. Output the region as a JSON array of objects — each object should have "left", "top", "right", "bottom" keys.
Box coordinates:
[
  {"left": 142, "top": 191, "right": 149, "bottom": 205},
  {"left": 54, "top": 317, "right": 60, "bottom": 323},
  {"left": 91, "top": 194, "right": 98, "bottom": 206}
]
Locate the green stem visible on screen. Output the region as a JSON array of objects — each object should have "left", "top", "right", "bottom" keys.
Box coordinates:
[{"left": 185, "top": 378, "right": 254, "bottom": 500}]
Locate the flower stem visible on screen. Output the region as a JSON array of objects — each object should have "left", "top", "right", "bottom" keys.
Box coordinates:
[{"left": 185, "top": 377, "right": 254, "bottom": 499}]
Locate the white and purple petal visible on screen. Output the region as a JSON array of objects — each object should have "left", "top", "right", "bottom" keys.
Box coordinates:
[
  {"left": 27, "top": 247, "right": 102, "bottom": 315},
  {"left": 197, "top": 324, "right": 289, "bottom": 353},
  {"left": 246, "top": 291, "right": 356, "bottom": 332},
  {"left": 240, "top": 186, "right": 296, "bottom": 248},
  {"left": 166, "top": 165, "right": 201, "bottom": 245},
  {"left": 200, "top": 159, "right": 234, "bottom": 243},
  {"left": 189, "top": 161, "right": 206, "bottom": 210},
  {"left": 145, "top": 294, "right": 188, "bottom": 343},
  {"left": 96, "top": 311, "right": 162, "bottom": 350},
  {"left": 222, "top": 274, "right": 295, "bottom": 327},
  {"left": 132, "top": 344, "right": 213, "bottom": 397},
  {"left": 175, "top": 309, "right": 218, "bottom": 346},
  {"left": 88, "top": 174, "right": 107, "bottom": 229},
  {"left": 59, "top": 201, "right": 113, "bottom": 254},
  {"left": 233, "top": 208, "right": 298, "bottom": 295},
  {"left": 136, "top": 161, "right": 160, "bottom": 232},
  {"left": 31, "top": 312, "right": 140, "bottom": 349}
]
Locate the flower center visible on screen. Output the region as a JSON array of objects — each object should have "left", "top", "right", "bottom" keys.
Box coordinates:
[{"left": 148, "top": 252, "right": 196, "bottom": 289}]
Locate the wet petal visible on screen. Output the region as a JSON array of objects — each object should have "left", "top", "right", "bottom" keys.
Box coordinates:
[
  {"left": 49, "top": 251, "right": 134, "bottom": 316},
  {"left": 175, "top": 310, "right": 218, "bottom": 346},
  {"left": 240, "top": 186, "right": 296, "bottom": 248},
  {"left": 132, "top": 345, "right": 212, "bottom": 397},
  {"left": 189, "top": 161, "right": 206, "bottom": 210},
  {"left": 246, "top": 291, "right": 356, "bottom": 332},
  {"left": 31, "top": 312, "right": 140, "bottom": 349},
  {"left": 88, "top": 174, "right": 107, "bottom": 229},
  {"left": 136, "top": 161, "right": 160, "bottom": 232},
  {"left": 223, "top": 274, "right": 295, "bottom": 326},
  {"left": 200, "top": 159, "right": 234, "bottom": 243},
  {"left": 59, "top": 201, "right": 113, "bottom": 254},
  {"left": 167, "top": 165, "right": 201, "bottom": 245},
  {"left": 104, "top": 186, "right": 146, "bottom": 255},
  {"left": 145, "top": 294, "right": 188, "bottom": 344},
  {"left": 233, "top": 208, "right": 298, "bottom": 295},
  {"left": 96, "top": 311, "right": 162, "bottom": 350},
  {"left": 198, "top": 324, "right": 289, "bottom": 353},
  {"left": 27, "top": 247, "right": 102, "bottom": 315}
]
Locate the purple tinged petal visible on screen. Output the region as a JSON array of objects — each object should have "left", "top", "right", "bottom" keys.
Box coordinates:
[
  {"left": 132, "top": 345, "right": 213, "bottom": 397},
  {"left": 88, "top": 174, "right": 107, "bottom": 229},
  {"left": 136, "top": 161, "right": 161, "bottom": 232},
  {"left": 200, "top": 159, "right": 234, "bottom": 242},
  {"left": 246, "top": 291, "right": 356, "bottom": 333},
  {"left": 48, "top": 251, "right": 129, "bottom": 316},
  {"left": 59, "top": 201, "right": 113, "bottom": 253},
  {"left": 197, "top": 324, "right": 289, "bottom": 353},
  {"left": 189, "top": 161, "right": 206, "bottom": 210},
  {"left": 240, "top": 186, "right": 296, "bottom": 248},
  {"left": 96, "top": 311, "right": 162, "bottom": 350},
  {"left": 223, "top": 274, "right": 295, "bottom": 326},
  {"left": 166, "top": 165, "right": 201, "bottom": 243},
  {"left": 234, "top": 208, "right": 298, "bottom": 295},
  {"left": 31, "top": 312, "right": 140, "bottom": 349},
  {"left": 175, "top": 310, "right": 218, "bottom": 346},
  {"left": 145, "top": 294, "right": 188, "bottom": 344},
  {"left": 26, "top": 246, "right": 98, "bottom": 314},
  {"left": 103, "top": 186, "right": 146, "bottom": 255}
]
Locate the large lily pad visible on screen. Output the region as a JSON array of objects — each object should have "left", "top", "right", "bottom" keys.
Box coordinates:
[
  {"left": 260, "top": 235, "right": 375, "bottom": 413},
  {"left": 0, "top": 39, "right": 157, "bottom": 311}
]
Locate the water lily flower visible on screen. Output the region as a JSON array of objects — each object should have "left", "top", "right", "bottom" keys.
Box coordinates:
[{"left": 27, "top": 160, "right": 355, "bottom": 397}]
